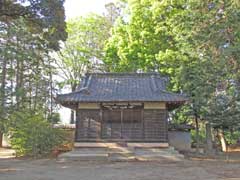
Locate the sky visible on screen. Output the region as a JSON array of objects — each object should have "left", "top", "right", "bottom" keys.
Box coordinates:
[
  {"left": 64, "top": 0, "right": 116, "bottom": 19},
  {"left": 60, "top": 0, "right": 115, "bottom": 123}
]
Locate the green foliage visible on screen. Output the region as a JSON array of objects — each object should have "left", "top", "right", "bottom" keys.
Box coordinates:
[
  {"left": 170, "top": 106, "right": 193, "bottom": 125},
  {"left": 9, "top": 110, "right": 65, "bottom": 157},
  {"left": 104, "top": 0, "right": 240, "bottom": 148},
  {"left": 207, "top": 93, "right": 240, "bottom": 130},
  {"left": 0, "top": 0, "right": 67, "bottom": 147},
  {"left": 225, "top": 131, "right": 240, "bottom": 145},
  {"left": 0, "top": 17, "right": 59, "bottom": 133},
  {"left": 0, "top": 0, "right": 67, "bottom": 50},
  {"left": 191, "top": 127, "right": 206, "bottom": 145},
  {"left": 55, "top": 13, "right": 113, "bottom": 91},
  {"left": 47, "top": 112, "right": 61, "bottom": 124},
  {"left": 104, "top": 0, "right": 186, "bottom": 75}
]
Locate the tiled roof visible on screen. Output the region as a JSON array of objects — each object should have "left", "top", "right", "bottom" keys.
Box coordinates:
[{"left": 57, "top": 73, "right": 187, "bottom": 103}]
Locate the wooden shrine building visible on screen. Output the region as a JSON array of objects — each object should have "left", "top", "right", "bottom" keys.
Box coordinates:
[{"left": 57, "top": 73, "right": 186, "bottom": 144}]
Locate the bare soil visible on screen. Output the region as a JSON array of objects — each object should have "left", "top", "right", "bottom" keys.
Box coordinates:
[{"left": 0, "top": 158, "right": 240, "bottom": 180}]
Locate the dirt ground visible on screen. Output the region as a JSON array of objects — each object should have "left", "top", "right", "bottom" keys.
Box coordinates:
[{"left": 0, "top": 158, "right": 240, "bottom": 180}]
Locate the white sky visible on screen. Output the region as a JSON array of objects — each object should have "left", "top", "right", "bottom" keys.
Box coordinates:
[
  {"left": 64, "top": 0, "right": 116, "bottom": 19},
  {"left": 60, "top": 0, "right": 115, "bottom": 124}
]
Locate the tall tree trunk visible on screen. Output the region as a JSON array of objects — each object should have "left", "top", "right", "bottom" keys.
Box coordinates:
[
  {"left": 15, "top": 37, "right": 23, "bottom": 109},
  {"left": 19, "top": 59, "right": 24, "bottom": 101},
  {"left": 10, "top": 57, "right": 14, "bottom": 107},
  {"left": 195, "top": 114, "right": 200, "bottom": 154},
  {"left": 33, "top": 60, "right": 39, "bottom": 111},
  {"left": 0, "top": 20, "right": 9, "bottom": 147},
  {"left": 0, "top": 53, "right": 7, "bottom": 148},
  {"left": 1, "top": 57, "right": 7, "bottom": 111},
  {"left": 218, "top": 129, "right": 227, "bottom": 152},
  {"left": 16, "top": 58, "right": 24, "bottom": 109},
  {"left": 49, "top": 69, "right": 53, "bottom": 121}
]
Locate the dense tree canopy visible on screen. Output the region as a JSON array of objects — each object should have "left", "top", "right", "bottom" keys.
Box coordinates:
[
  {"left": 0, "top": 0, "right": 67, "bottom": 50},
  {"left": 0, "top": 0, "right": 67, "bottom": 146},
  {"left": 104, "top": 0, "right": 240, "bottom": 150},
  {"left": 55, "top": 13, "right": 113, "bottom": 92},
  {"left": 54, "top": 5, "right": 121, "bottom": 123}
]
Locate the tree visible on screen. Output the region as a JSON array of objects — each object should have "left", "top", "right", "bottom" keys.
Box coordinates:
[
  {"left": 180, "top": 1, "right": 240, "bottom": 151},
  {"left": 0, "top": 0, "right": 67, "bottom": 50},
  {"left": 0, "top": 18, "right": 61, "bottom": 146},
  {"left": 104, "top": 2, "right": 122, "bottom": 25},
  {"left": 165, "top": 0, "right": 240, "bottom": 152},
  {"left": 55, "top": 14, "right": 112, "bottom": 123},
  {"left": 0, "top": 0, "right": 67, "bottom": 147},
  {"left": 104, "top": 0, "right": 240, "bottom": 152},
  {"left": 104, "top": 0, "right": 183, "bottom": 73}
]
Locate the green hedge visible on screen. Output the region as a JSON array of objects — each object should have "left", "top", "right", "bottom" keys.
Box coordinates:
[{"left": 9, "top": 110, "right": 65, "bottom": 157}]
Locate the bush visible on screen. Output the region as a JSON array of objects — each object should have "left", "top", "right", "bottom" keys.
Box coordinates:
[
  {"left": 191, "top": 127, "right": 206, "bottom": 147},
  {"left": 47, "top": 112, "right": 61, "bottom": 124},
  {"left": 225, "top": 130, "right": 240, "bottom": 145},
  {"left": 9, "top": 110, "right": 65, "bottom": 157}
]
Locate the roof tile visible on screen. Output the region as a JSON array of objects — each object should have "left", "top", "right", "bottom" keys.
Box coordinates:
[{"left": 57, "top": 73, "right": 187, "bottom": 103}]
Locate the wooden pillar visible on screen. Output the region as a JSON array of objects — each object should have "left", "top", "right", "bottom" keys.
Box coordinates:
[
  {"left": 100, "top": 108, "right": 103, "bottom": 139},
  {"left": 74, "top": 110, "right": 79, "bottom": 142},
  {"left": 165, "top": 110, "right": 168, "bottom": 142},
  {"left": 87, "top": 116, "right": 91, "bottom": 138},
  {"left": 120, "top": 109, "right": 123, "bottom": 139},
  {"left": 141, "top": 108, "right": 145, "bottom": 140}
]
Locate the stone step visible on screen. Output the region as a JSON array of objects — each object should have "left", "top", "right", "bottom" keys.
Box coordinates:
[
  {"left": 0, "top": 149, "right": 16, "bottom": 159},
  {"left": 135, "top": 150, "right": 179, "bottom": 155},
  {"left": 108, "top": 155, "right": 136, "bottom": 162},
  {"left": 58, "top": 152, "right": 108, "bottom": 161},
  {"left": 134, "top": 147, "right": 174, "bottom": 151},
  {"left": 135, "top": 147, "right": 179, "bottom": 153},
  {"left": 135, "top": 149, "right": 180, "bottom": 154},
  {"left": 58, "top": 145, "right": 185, "bottom": 162},
  {"left": 0, "top": 152, "right": 16, "bottom": 155},
  {"left": 135, "top": 152, "right": 181, "bottom": 157},
  {"left": 108, "top": 151, "right": 134, "bottom": 158},
  {"left": 108, "top": 147, "right": 133, "bottom": 153},
  {"left": 74, "top": 142, "right": 122, "bottom": 148},
  {"left": 127, "top": 143, "right": 169, "bottom": 148},
  {"left": 73, "top": 147, "right": 108, "bottom": 152},
  {"left": 136, "top": 155, "right": 184, "bottom": 161},
  {"left": 134, "top": 147, "right": 184, "bottom": 161}
]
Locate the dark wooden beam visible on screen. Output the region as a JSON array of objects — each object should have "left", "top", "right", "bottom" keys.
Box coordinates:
[
  {"left": 99, "top": 107, "right": 103, "bottom": 139},
  {"left": 120, "top": 109, "right": 123, "bottom": 139},
  {"left": 141, "top": 107, "right": 145, "bottom": 139},
  {"left": 74, "top": 111, "right": 79, "bottom": 142}
]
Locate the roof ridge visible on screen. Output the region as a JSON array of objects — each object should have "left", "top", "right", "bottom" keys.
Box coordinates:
[{"left": 85, "top": 72, "right": 162, "bottom": 77}]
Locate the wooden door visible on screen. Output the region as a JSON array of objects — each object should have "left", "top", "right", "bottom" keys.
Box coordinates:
[
  {"left": 102, "top": 110, "right": 122, "bottom": 139},
  {"left": 102, "top": 108, "right": 143, "bottom": 141},
  {"left": 122, "top": 109, "right": 142, "bottom": 140}
]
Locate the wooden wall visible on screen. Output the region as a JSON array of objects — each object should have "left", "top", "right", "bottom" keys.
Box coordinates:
[
  {"left": 76, "top": 109, "right": 101, "bottom": 141},
  {"left": 143, "top": 109, "right": 167, "bottom": 142},
  {"left": 75, "top": 103, "right": 168, "bottom": 142}
]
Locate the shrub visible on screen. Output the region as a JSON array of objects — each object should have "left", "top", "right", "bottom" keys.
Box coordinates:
[
  {"left": 9, "top": 110, "right": 65, "bottom": 157},
  {"left": 47, "top": 112, "right": 61, "bottom": 124},
  {"left": 191, "top": 127, "right": 206, "bottom": 147},
  {"left": 225, "top": 130, "right": 240, "bottom": 145}
]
